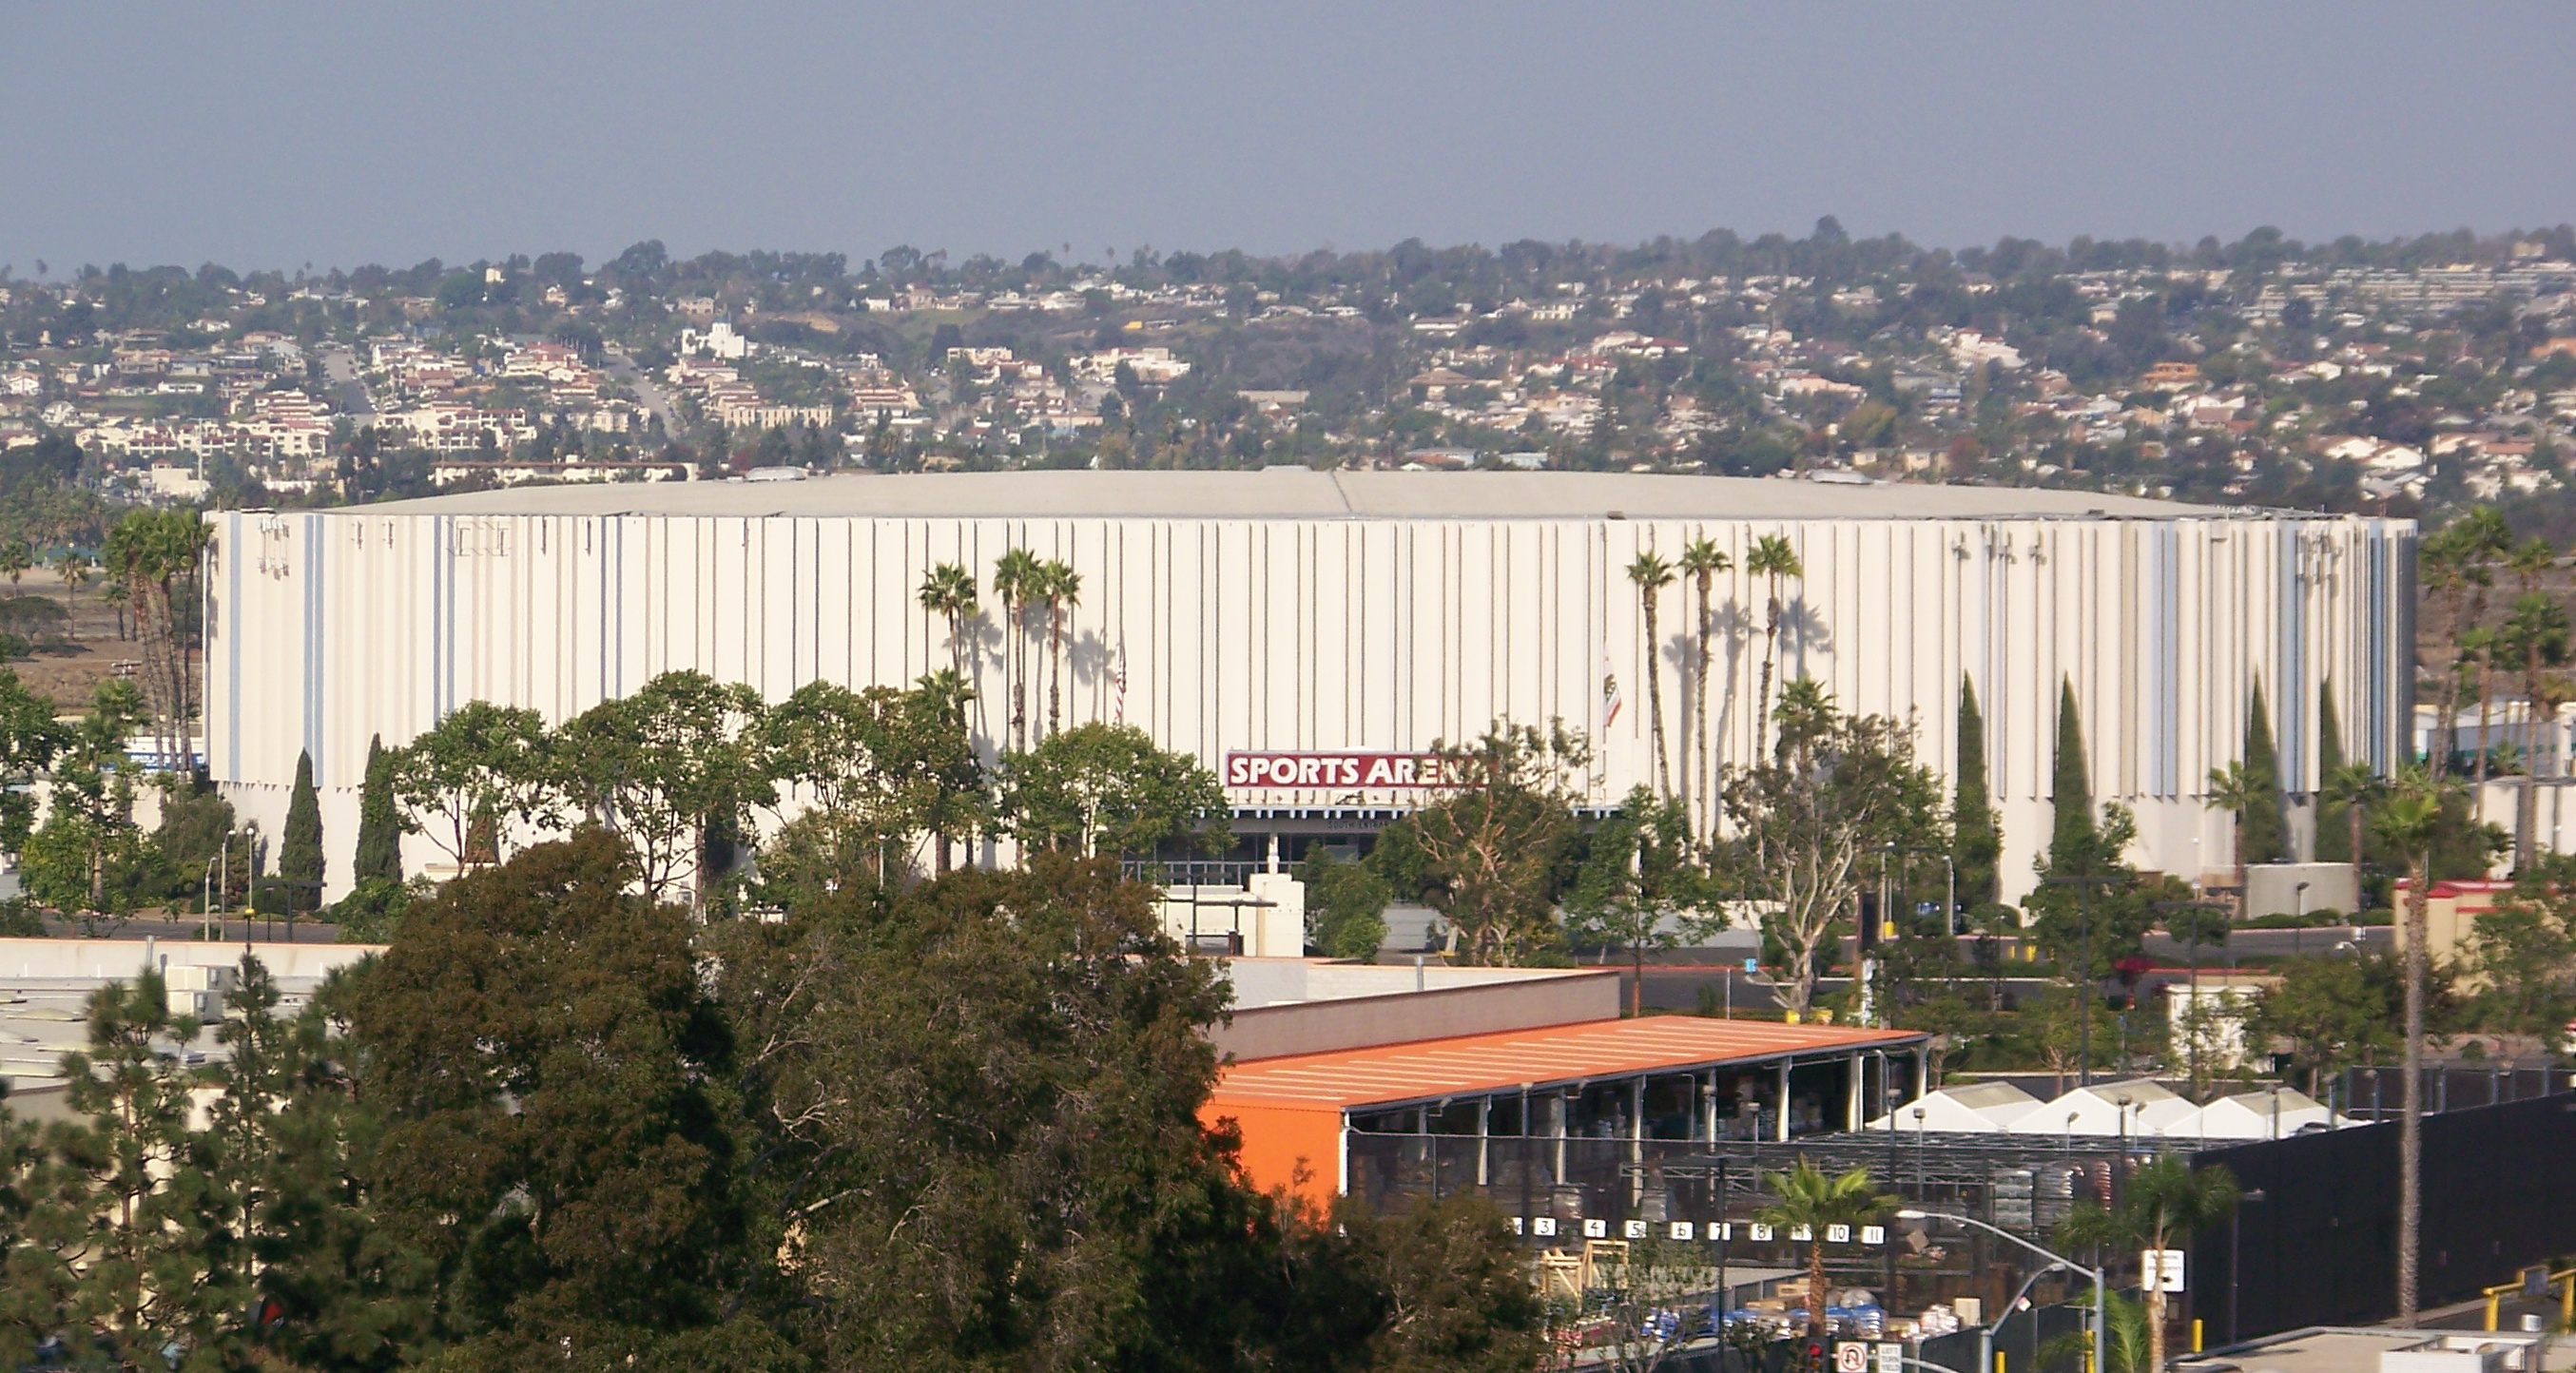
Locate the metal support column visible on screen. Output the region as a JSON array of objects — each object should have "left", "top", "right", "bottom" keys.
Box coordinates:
[{"left": 1777, "top": 1060, "right": 1793, "bottom": 1142}]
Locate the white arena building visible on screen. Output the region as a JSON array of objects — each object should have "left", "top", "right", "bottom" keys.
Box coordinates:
[{"left": 204, "top": 470, "right": 2414, "bottom": 903}]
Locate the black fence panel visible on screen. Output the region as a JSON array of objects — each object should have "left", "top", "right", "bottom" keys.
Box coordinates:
[{"left": 2194, "top": 1090, "right": 2576, "bottom": 1342}]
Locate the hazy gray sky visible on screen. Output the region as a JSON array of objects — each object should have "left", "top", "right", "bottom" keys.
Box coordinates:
[{"left": 8, "top": 3, "right": 2571, "bottom": 274}]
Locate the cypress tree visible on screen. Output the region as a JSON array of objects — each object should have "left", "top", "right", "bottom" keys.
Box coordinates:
[
  {"left": 2049, "top": 678, "right": 2099, "bottom": 872},
  {"left": 2315, "top": 682, "right": 2351, "bottom": 863},
  {"left": 353, "top": 734, "right": 402, "bottom": 884},
  {"left": 280, "top": 749, "right": 323, "bottom": 914},
  {"left": 1952, "top": 676, "right": 2002, "bottom": 905},
  {"left": 2241, "top": 678, "right": 2289, "bottom": 864}
]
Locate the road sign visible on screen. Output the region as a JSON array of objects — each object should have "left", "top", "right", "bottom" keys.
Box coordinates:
[
  {"left": 1835, "top": 1342, "right": 1871, "bottom": 1373},
  {"left": 2140, "top": 1248, "right": 2186, "bottom": 1292},
  {"left": 1877, "top": 1342, "right": 1905, "bottom": 1373}
]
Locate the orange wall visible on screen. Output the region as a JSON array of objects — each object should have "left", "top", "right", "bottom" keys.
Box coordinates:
[{"left": 1203, "top": 1100, "right": 1343, "bottom": 1211}]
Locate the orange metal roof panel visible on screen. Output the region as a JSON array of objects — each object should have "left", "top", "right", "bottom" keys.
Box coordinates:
[{"left": 1210, "top": 1016, "right": 1927, "bottom": 1112}]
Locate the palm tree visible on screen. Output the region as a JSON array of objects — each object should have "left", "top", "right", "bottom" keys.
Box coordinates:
[
  {"left": 51, "top": 549, "right": 91, "bottom": 614},
  {"left": 1627, "top": 549, "right": 1677, "bottom": 797},
  {"left": 1757, "top": 1160, "right": 1897, "bottom": 1340},
  {"left": 993, "top": 547, "right": 1043, "bottom": 753},
  {"left": 2058, "top": 1155, "right": 2239, "bottom": 1373},
  {"left": 916, "top": 561, "right": 978, "bottom": 679},
  {"left": 2319, "top": 761, "right": 2381, "bottom": 916},
  {"left": 0, "top": 539, "right": 28, "bottom": 595},
  {"left": 2203, "top": 761, "right": 2264, "bottom": 917},
  {"left": 1037, "top": 558, "right": 1080, "bottom": 736},
  {"left": 1680, "top": 535, "right": 1732, "bottom": 841},
  {"left": 2374, "top": 765, "right": 2450, "bottom": 1327},
  {"left": 2463, "top": 624, "right": 2498, "bottom": 790},
  {"left": 2499, "top": 546, "right": 2566, "bottom": 870},
  {"left": 1746, "top": 534, "right": 1803, "bottom": 759}
]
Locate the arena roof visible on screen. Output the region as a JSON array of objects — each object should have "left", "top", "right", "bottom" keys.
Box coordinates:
[
  {"left": 1207, "top": 1015, "right": 1927, "bottom": 1112},
  {"left": 356, "top": 469, "right": 2245, "bottom": 521}
]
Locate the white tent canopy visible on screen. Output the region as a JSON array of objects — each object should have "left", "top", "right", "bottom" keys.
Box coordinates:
[
  {"left": 2180, "top": 1088, "right": 2341, "bottom": 1140},
  {"left": 2004, "top": 1079, "right": 2199, "bottom": 1138},
  {"left": 1865, "top": 1081, "right": 2044, "bottom": 1133}
]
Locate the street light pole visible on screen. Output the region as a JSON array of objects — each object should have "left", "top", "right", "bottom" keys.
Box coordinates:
[{"left": 1899, "top": 1209, "right": 2103, "bottom": 1373}]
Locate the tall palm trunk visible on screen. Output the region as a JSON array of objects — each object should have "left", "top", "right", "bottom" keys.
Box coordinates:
[
  {"left": 1756, "top": 591, "right": 1782, "bottom": 759},
  {"left": 2398, "top": 850, "right": 2429, "bottom": 1325},
  {"left": 1693, "top": 570, "right": 1715, "bottom": 844},
  {"left": 2350, "top": 803, "right": 2367, "bottom": 918},
  {"left": 1643, "top": 592, "right": 1671, "bottom": 796},
  {"left": 2472, "top": 655, "right": 2494, "bottom": 790},
  {"left": 2148, "top": 1285, "right": 2169, "bottom": 1373},
  {"left": 1048, "top": 604, "right": 1065, "bottom": 736},
  {"left": 1808, "top": 1238, "right": 1829, "bottom": 1339}
]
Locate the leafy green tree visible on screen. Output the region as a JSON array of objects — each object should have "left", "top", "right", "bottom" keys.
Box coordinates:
[
  {"left": 1951, "top": 676, "right": 2001, "bottom": 907},
  {"left": 2247, "top": 954, "right": 2406, "bottom": 1094},
  {"left": 2500, "top": 582, "right": 2570, "bottom": 869},
  {"left": 2463, "top": 854, "right": 2576, "bottom": 1044},
  {"left": 1371, "top": 721, "right": 1588, "bottom": 966},
  {"left": 1301, "top": 848, "right": 1392, "bottom": 960},
  {"left": 2238, "top": 680, "right": 2288, "bottom": 865},
  {"left": 2058, "top": 1156, "right": 2238, "bottom": 1373},
  {"left": 99, "top": 508, "right": 208, "bottom": 772},
  {"left": 334, "top": 833, "right": 779, "bottom": 1368},
  {"left": 0, "top": 539, "right": 28, "bottom": 593},
  {"left": 2048, "top": 679, "right": 2101, "bottom": 868},
  {"left": 761, "top": 678, "right": 982, "bottom": 885},
  {"left": 998, "top": 721, "right": 1226, "bottom": 859},
  {"left": 1329, "top": 1194, "right": 1548, "bottom": 1373},
  {"left": 1721, "top": 680, "right": 1945, "bottom": 1013},
  {"left": 710, "top": 855, "right": 1256, "bottom": 1368},
  {"left": 352, "top": 733, "right": 403, "bottom": 885},
  {"left": 0, "top": 667, "right": 67, "bottom": 857},
  {"left": 387, "top": 700, "right": 551, "bottom": 870},
  {"left": 279, "top": 748, "right": 323, "bottom": 917},
  {"left": 27, "top": 976, "right": 242, "bottom": 1368},
  {"left": 23, "top": 680, "right": 148, "bottom": 917},
  {"left": 1756, "top": 1161, "right": 1896, "bottom": 1338},
  {"left": 1567, "top": 786, "right": 1713, "bottom": 1015},
  {"left": 550, "top": 670, "right": 770, "bottom": 905}
]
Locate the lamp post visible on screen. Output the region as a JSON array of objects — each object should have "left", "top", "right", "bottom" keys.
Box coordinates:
[
  {"left": 2045, "top": 874, "right": 2121, "bottom": 1088},
  {"left": 2228, "top": 1188, "right": 2268, "bottom": 1345},
  {"left": 1898, "top": 1209, "right": 2104, "bottom": 1373}
]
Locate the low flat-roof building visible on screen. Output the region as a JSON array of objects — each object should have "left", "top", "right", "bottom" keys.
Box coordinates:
[{"left": 1202, "top": 1015, "right": 1928, "bottom": 1210}]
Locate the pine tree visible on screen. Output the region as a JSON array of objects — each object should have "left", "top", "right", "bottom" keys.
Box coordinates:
[
  {"left": 2240, "top": 678, "right": 2289, "bottom": 864},
  {"left": 1952, "top": 676, "right": 2002, "bottom": 906},
  {"left": 353, "top": 734, "right": 402, "bottom": 884},
  {"left": 2314, "top": 682, "right": 2350, "bottom": 864},
  {"left": 280, "top": 749, "right": 322, "bottom": 915},
  {"left": 2049, "top": 678, "right": 2099, "bottom": 872}
]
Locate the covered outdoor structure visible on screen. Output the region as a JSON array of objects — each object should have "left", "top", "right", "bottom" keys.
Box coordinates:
[{"left": 1202, "top": 1016, "right": 1929, "bottom": 1213}]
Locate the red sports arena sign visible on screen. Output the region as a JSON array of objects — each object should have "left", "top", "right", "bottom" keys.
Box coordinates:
[{"left": 1224, "top": 750, "right": 1450, "bottom": 789}]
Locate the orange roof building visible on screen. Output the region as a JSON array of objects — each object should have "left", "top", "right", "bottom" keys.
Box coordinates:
[{"left": 1204, "top": 1016, "right": 1929, "bottom": 1209}]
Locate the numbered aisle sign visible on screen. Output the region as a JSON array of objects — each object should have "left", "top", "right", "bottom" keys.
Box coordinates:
[{"left": 2140, "top": 1248, "right": 2186, "bottom": 1292}]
